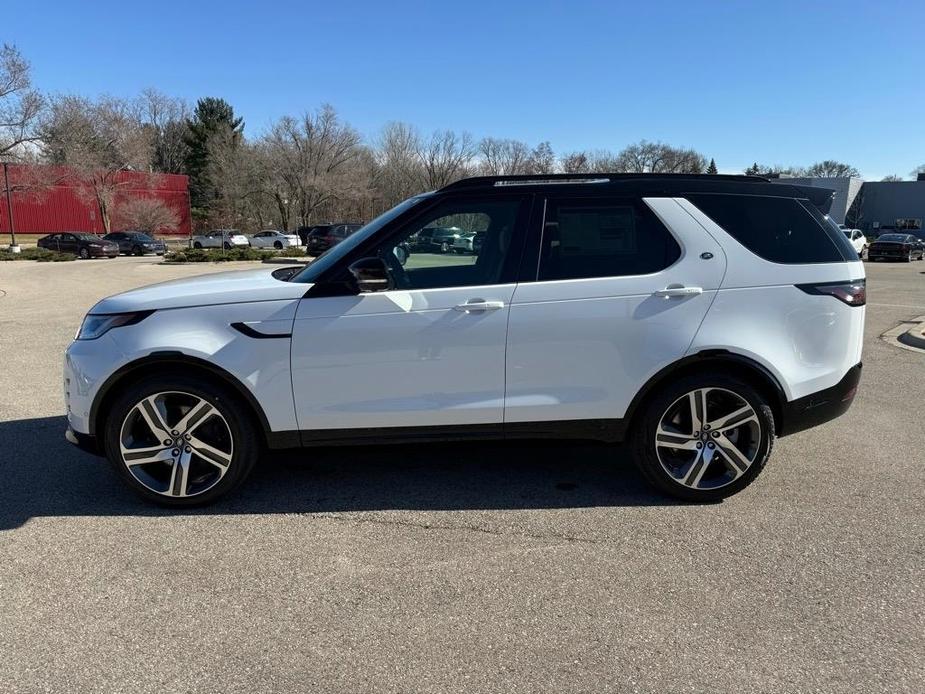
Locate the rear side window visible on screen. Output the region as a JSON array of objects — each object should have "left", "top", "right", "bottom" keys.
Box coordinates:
[
  {"left": 687, "top": 194, "right": 846, "bottom": 264},
  {"left": 538, "top": 198, "right": 681, "bottom": 281}
]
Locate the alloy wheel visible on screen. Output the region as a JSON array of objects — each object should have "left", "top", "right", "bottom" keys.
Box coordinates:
[
  {"left": 118, "top": 391, "right": 233, "bottom": 498},
  {"left": 654, "top": 387, "right": 761, "bottom": 491}
]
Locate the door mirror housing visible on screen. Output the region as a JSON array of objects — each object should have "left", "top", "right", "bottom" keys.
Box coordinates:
[{"left": 348, "top": 257, "right": 393, "bottom": 293}]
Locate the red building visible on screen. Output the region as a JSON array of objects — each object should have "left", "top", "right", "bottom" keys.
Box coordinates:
[{"left": 1, "top": 163, "right": 191, "bottom": 237}]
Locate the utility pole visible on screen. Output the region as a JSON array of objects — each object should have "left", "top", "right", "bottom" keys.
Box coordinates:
[{"left": 3, "top": 161, "right": 19, "bottom": 251}]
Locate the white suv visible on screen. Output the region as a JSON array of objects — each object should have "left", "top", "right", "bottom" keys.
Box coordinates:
[{"left": 64, "top": 174, "right": 865, "bottom": 506}]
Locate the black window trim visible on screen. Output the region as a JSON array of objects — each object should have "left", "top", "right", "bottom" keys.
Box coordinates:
[{"left": 525, "top": 192, "right": 684, "bottom": 284}]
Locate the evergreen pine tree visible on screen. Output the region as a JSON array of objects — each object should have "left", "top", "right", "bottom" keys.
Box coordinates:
[
  {"left": 707, "top": 158, "right": 718, "bottom": 175},
  {"left": 184, "top": 98, "right": 244, "bottom": 220}
]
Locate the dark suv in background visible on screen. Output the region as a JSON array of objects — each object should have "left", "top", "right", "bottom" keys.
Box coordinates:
[
  {"left": 101, "top": 231, "right": 167, "bottom": 256},
  {"left": 299, "top": 223, "right": 362, "bottom": 252}
]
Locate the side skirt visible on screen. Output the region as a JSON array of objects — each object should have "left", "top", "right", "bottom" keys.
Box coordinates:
[{"left": 266, "top": 419, "right": 626, "bottom": 449}]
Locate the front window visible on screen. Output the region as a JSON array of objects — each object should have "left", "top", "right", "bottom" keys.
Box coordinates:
[{"left": 291, "top": 196, "right": 427, "bottom": 283}]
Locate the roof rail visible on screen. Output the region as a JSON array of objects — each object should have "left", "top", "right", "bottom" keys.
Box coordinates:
[{"left": 439, "top": 172, "right": 770, "bottom": 191}]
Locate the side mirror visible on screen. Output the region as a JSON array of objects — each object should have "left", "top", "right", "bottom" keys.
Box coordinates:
[{"left": 348, "top": 257, "right": 392, "bottom": 293}]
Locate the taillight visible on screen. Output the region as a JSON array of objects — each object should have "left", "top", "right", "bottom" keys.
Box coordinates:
[{"left": 796, "top": 279, "right": 866, "bottom": 306}]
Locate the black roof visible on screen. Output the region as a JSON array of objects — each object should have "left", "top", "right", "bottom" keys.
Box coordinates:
[{"left": 438, "top": 173, "right": 835, "bottom": 213}]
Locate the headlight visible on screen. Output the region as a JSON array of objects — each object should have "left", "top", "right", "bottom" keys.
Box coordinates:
[{"left": 76, "top": 311, "right": 153, "bottom": 340}]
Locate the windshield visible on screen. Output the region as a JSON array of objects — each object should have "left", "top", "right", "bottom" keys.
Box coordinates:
[
  {"left": 290, "top": 196, "right": 428, "bottom": 283},
  {"left": 877, "top": 234, "right": 906, "bottom": 242}
]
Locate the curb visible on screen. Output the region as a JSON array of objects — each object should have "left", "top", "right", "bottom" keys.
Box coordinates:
[
  {"left": 882, "top": 315, "right": 925, "bottom": 353},
  {"left": 897, "top": 315, "right": 925, "bottom": 350}
]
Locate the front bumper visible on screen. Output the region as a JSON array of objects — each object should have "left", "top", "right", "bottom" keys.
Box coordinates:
[
  {"left": 89, "top": 247, "right": 119, "bottom": 257},
  {"left": 66, "top": 426, "right": 102, "bottom": 456},
  {"left": 779, "top": 363, "right": 862, "bottom": 436}
]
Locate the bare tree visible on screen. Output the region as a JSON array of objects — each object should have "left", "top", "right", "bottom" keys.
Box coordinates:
[
  {"left": 116, "top": 196, "right": 180, "bottom": 233},
  {"left": 261, "top": 105, "right": 365, "bottom": 228},
  {"left": 910, "top": 165, "right": 925, "bottom": 179},
  {"left": 137, "top": 88, "right": 189, "bottom": 173},
  {"left": 526, "top": 142, "right": 556, "bottom": 174},
  {"left": 881, "top": 174, "right": 903, "bottom": 182},
  {"left": 0, "top": 44, "right": 43, "bottom": 161},
  {"left": 41, "top": 95, "right": 154, "bottom": 232},
  {"left": 373, "top": 122, "right": 425, "bottom": 206},
  {"left": 418, "top": 129, "right": 475, "bottom": 189},
  {"left": 615, "top": 140, "right": 706, "bottom": 174},
  {"left": 804, "top": 160, "right": 860, "bottom": 178},
  {"left": 478, "top": 138, "right": 531, "bottom": 175}
]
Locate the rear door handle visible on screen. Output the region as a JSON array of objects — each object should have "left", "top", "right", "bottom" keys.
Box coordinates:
[
  {"left": 454, "top": 299, "right": 505, "bottom": 312},
  {"left": 654, "top": 285, "right": 703, "bottom": 298}
]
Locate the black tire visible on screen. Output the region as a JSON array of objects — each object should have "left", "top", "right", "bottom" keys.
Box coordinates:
[
  {"left": 224, "top": 242, "right": 232, "bottom": 250},
  {"left": 193, "top": 242, "right": 202, "bottom": 249},
  {"left": 274, "top": 241, "right": 283, "bottom": 250},
  {"left": 903, "top": 251, "right": 912, "bottom": 262},
  {"left": 131, "top": 244, "right": 142, "bottom": 256},
  {"left": 440, "top": 241, "right": 450, "bottom": 253},
  {"left": 630, "top": 371, "right": 775, "bottom": 502},
  {"left": 79, "top": 247, "right": 90, "bottom": 259},
  {"left": 102, "top": 372, "right": 262, "bottom": 507}
]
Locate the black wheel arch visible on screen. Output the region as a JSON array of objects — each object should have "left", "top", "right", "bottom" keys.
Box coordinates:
[
  {"left": 623, "top": 350, "right": 787, "bottom": 437},
  {"left": 89, "top": 352, "right": 287, "bottom": 448}
]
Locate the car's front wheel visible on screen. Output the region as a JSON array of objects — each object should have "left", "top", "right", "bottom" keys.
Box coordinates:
[
  {"left": 103, "top": 373, "right": 261, "bottom": 506},
  {"left": 193, "top": 242, "right": 202, "bottom": 249},
  {"left": 631, "top": 373, "right": 774, "bottom": 502},
  {"left": 79, "top": 248, "right": 90, "bottom": 259}
]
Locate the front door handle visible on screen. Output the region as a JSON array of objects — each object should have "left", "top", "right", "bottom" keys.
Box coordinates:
[
  {"left": 654, "top": 285, "right": 703, "bottom": 298},
  {"left": 454, "top": 299, "right": 505, "bottom": 312}
]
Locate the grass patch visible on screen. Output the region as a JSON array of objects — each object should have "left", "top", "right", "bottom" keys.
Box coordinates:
[
  {"left": 0, "top": 247, "right": 76, "bottom": 262},
  {"left": 164, "top": 246, "right": 307, "bottom": 263}
]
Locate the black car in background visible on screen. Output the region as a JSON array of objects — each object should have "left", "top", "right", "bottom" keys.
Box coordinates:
[
  {"left": 37, "top": 232, "right": 119, "bottom": 259},
  {"left": 867, "top": 233, "right": 925, "bottom": 262},
  {"left": 408, "top": 226, "right": 464, "bottom": 253},
  {"left": 101, "top": 231, "right": 166, "bottom": 256},
  {"left": 300, "top": 223, "right": 363, "bottom": 253}
]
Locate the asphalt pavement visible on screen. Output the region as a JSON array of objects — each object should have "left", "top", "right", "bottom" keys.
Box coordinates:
[{"left": 0, "top": 255, "right": 922, "bottom": 693}]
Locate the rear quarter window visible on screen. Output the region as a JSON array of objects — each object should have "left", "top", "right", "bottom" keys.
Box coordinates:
[{"left": 686, "top": 194, "right": 849, "bottom": 264}]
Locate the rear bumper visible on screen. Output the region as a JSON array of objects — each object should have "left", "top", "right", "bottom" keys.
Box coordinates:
[{"left": 779, "top": 363, "right": 862, "bottom": 436}]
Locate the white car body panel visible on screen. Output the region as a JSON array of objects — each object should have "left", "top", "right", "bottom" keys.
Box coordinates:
[
  {"left": 504, "top": 198, "right": 725, "bottom": 423},
  {"left": 64, "top": 270, "right": 307, "bottom": 436},
  {"left": 290, "top": 284, "right": 515, "bottom": 430},
  {"left": 677, "top": 198, "right": 865, "bottom": 399}
]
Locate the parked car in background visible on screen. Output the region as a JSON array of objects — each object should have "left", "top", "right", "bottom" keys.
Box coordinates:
[
  {"left": 452, "top": 230, "right": 486, "bottom": 254},
  {"left": 867, "top": 233, "right": 924, "bottom": 262},
  {"left": 65, "top": 173, "right": 865, "bottom": 506},
  {"left": 841, "top": 228, "right": 867, "bottom": 257},
  {"left": 37, "top": 232, "right": 118, "bottom": 259},
  {"left": 249, "top": 230, "right": 300, "bottom": 250},
  {"left": 102, "top": 231, "right": 166, "bottom": 256},
  {"left": 303, "top": 223, "right": 362, "bottom": 254},
  {"left": 190, "top": 230, "right": 249, "bottom": 250},
  {"left": 409, "top": 226, "right": 464, "bottom": 253}
]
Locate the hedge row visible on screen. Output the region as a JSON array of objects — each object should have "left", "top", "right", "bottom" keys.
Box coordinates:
[
  {"left": 0, "top": 247, "right": 77, "bottom": 262},
  {"left": 164, "top": 247, "right": 308, "bottom": 263}
]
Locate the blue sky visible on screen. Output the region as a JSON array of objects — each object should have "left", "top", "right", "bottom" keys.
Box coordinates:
[{"left": 10, "top": 0, "right": 925, "bottom": 179}]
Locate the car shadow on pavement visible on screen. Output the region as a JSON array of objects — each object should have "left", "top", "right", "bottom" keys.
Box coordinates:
[{"left": 0, "top": 416, "right": 672, "bottom": 529}]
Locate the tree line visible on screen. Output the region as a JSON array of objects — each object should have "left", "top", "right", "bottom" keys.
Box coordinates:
[{"left": 1, "top": 43, "right": 912, "bottom": 234}]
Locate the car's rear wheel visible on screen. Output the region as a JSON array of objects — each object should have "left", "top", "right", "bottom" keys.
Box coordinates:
[
  {"left": 904, "top": 251, "right": 913, "bottom": 262},
  {"left": 224, "top": 242, "right": 232, "bottom": 250},
  {"left": 193, "top": 242, "right": 202, "bottom": 249},
  {"left": 131, "top": 244, "right": 142, "bottom": 256},
  {"left": 79, "top": 247, "right": 90, "bottom": 259},
  {"left": 274, "top": 241, "right": 283, "bottom": 250},
  {"left": 441, "top": 241, "right": 450, "bottom": 253},
  {"left": 631, "top": 373, "right": 774, "bottom": 502},
  {"left": 103, "top": 374, "right": 261, "bottom": 506}
]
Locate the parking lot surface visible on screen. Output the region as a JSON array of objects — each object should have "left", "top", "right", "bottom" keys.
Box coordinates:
[{"left": 1, "top": 256, "right": 923, "bottom": 693}]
